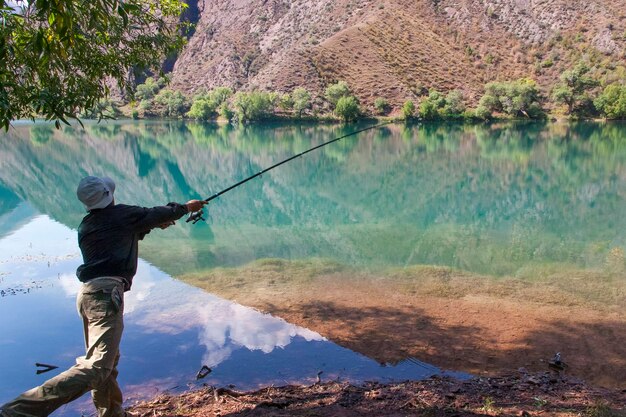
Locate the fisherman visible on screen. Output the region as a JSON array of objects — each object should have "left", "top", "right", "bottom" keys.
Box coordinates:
[{"left": 0, "top": 176, "right": 207, "bottom": 417}]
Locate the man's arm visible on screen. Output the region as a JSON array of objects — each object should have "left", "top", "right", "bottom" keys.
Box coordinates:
[{"left": 131, "top": 200, "right": 207, "bottom": 232}]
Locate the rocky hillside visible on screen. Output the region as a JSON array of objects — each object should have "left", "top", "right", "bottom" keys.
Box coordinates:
[{"left": 169, "top": 0, "right": 626, "bottom": 111}]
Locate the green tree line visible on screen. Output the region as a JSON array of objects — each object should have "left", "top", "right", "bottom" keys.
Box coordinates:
[{"left": 119, "top": 63, "right": 626, "bottom": 123}]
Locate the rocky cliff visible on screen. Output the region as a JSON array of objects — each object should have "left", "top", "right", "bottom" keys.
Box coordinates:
[{"left": 169, "top": 0, "right": 626, "bottom": 110}]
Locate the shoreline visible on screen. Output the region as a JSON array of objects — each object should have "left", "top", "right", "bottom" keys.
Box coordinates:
[{"left": 127, "top": 371, "right": 626, "bottom": 417}]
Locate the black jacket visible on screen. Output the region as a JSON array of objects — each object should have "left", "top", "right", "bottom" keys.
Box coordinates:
[{"left": 76, "top": 203, "right": 188, "bottom": 290}]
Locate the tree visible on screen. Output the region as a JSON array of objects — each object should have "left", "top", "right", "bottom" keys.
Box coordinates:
[
  {"left": 442, "top": 90, "right": 466, "bottom": 117},
  {"left": 552, "top": 63, "right": 599, "bottom": 116},
  {"left": 154, "top": 89, "right": 188, "bottom": 118},
  {"left": 419, "top": 90, "right": 446, "bottom": 120},
  {"left": 80, "top": 98, "right": 119, "bottom": 119},
  {"left": 233, "top": 91, "right": 274, "bottom": 122},
  {"left": 278, "top": 93, "right": 294, "bottom": 112},
  {"left": 325, "top": 81, "right": 351, "bottom": 106},
  {"left": 292, "top": 87, "right": 311, "bottom": 117},
  {"left": 402, "top": 100, "right": 416, "bottom": 120},
  {"left": 186, "top": 99, "right": 214, "bottom": 121},
  {"left": 0, "top": 0, "right": 187, "bottom": 130},
  {"left": 219, "top": 102, "right": 234, "bottom": 121},
  {"left": 135, "top": 77, "right": 167, "bottom": 101},
  {"left": 187, "top": 86, "right": 232, "bottom": 120},
  {"left": 478, "top": 78, "right": 543, "bottom": 118},
  {"left": 334, "top": 96, "right": 360, "bottom": 121},
  {"left": 594, "top": 84, "right": 626, "bottom": 119},
  {"left": 209, "top": 87, "right": 233, "bottom": 107}
]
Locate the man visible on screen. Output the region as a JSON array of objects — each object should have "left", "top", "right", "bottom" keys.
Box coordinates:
[{"left": 1, "top": 176, "right": 207, "bottom": 417}]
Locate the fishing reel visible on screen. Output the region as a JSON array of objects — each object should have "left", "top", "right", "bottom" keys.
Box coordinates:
[{"left": 186, "top": 208, "right": 206, "bottom": 224}]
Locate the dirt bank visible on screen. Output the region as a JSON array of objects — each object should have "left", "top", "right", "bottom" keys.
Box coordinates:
[{"left": 129, "top": 371, "right": 626, "bottom": 417}]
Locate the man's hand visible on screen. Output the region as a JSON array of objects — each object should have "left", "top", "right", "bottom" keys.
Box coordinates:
[
  {"left": 158, "top": 220, "right": 176, "bottom": 229},
  {"left": 186, "top": 199, "right": 207, "bottom": 213}
]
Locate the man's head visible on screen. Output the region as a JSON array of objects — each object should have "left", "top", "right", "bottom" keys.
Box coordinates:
[{"left": 77, "top": 176, "right": 116, "bottom": 211}]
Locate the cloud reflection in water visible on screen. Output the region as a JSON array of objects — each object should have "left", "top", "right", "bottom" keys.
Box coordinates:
[{"left": 10, "top": 214, "right": 324, "bottom": 372}]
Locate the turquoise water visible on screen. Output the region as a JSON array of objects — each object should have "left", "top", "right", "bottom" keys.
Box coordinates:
[
  {"left": 1, "top": 120, "right": 624, "bottom": 413},
  {"left": 1, "top": 120, "right": 625, "bottom": 277}
]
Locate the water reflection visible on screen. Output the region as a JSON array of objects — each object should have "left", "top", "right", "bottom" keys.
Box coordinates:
[
  {"left": 0, "top": 214, "right": 463, "bottom": 416},
  {"left": 0, "top": 120, "right": 624, "bottom": 278}
]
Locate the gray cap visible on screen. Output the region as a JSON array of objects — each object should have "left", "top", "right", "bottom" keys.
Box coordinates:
[{"left": 77, "top": 176, "right": 115, "bottom": 211}]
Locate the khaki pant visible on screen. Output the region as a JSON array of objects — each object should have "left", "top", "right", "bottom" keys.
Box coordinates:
[{"left": 1, "top": 277, "right": 126, "bottom": 417}]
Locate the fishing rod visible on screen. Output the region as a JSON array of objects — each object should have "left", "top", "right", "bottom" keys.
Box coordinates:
[{"left": 186, "top": 121, "right": 393, "bottom": 224}]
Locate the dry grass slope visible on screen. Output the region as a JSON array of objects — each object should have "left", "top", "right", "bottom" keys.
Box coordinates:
[{"left": 170, "top": 0, "right": 626, "bottom": 109}]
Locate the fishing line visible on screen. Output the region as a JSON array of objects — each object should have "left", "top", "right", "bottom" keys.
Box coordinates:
[{"left": 187, "top": 121, "right": 394, "bottom": 223}]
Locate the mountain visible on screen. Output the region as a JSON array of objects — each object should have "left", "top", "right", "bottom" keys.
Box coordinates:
[{"left": 169, "top": 0, "right": 626, "bottom": 110}]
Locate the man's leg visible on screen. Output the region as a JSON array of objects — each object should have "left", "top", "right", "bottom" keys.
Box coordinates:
[
  {"left": 81, "top": 281, "right": 125, "bottom": 417},
  {"left": 1, "top": 279, "right": 125, "bottom": 417},
  {"left": 92, "top": 352, "right": 124, "bottom": 417}
]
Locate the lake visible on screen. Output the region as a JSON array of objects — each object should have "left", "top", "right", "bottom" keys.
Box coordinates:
[{"left": 1, "top": 120, "right": 625, "bottom": 412}]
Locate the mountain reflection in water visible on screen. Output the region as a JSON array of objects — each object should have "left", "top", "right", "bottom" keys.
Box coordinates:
[{"left": 0, "top": 120, "right": 624, "bottom": 278}]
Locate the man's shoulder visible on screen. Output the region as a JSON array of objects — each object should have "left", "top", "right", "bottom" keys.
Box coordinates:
[{"left": 113, "top": 203, "right": 142, "bottom": 211}]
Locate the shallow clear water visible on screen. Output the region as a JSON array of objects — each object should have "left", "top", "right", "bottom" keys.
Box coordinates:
[
  {"left": 0, "top": 214, "right": 463, "bottom": 415},
  {"left": 0, "top": 120, "right": 625, "bottom": 413}
]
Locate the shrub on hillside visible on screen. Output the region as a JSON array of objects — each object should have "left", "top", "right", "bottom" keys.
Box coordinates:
[
  {"left": 187, "top": 99, "right": 214, "bottom": 120},
  {"left": 417, "top": 90, "right": 466, "bottom": 120},
  {"left": 325, "top": 81, "right": 351, "bottom": 106},
  {"left": 278, "top": 93, "right": 294, "bottom": 111},
  {"left": 442, "top": 90, "right": 466, "bottom": 118},
  {"left": 334, "top": 96, "right": 360, "bottom": 122},
  {"left": 374, "top": 98, "right": 390, "bottom": 115},
  {"left": 402, "top": 100, "right": 415, "bottom": 120},
  {"left": 292, "top": 88, "right": 312, "bottom": 117},
  {"left": 595, "top": 84, "right": 626, "bottom": 119},
  {"left": 80, "top": 98, "right": 119, "bottom": 119},
  {"left": 219, "top": 102, "right": 234, "bottom": 121},
  {"left": 135, "top": 77, "right": 167, "bottom": 101}
]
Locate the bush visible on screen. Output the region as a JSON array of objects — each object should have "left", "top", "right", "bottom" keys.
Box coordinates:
[
  {"left": 233, "top": 91, "right": 275, "bottom": 122},
  {"left": 595, "top": 84, "right": 626, "bottom": 119},
  {"left": 135, "top": 77, "right": 167, "bottom": 101},
  {"left": 417, "top": 90, "right": 465, "bottom": 120},
  {"left": 278, "top": 93, "right": 294, "bottom": 111},
  {"left": 442, "top": 90, "right": 466, "bottom": 117},
  {"left": 153, "top": 89, "right": 188, "bottom": 118},
  {"left": 402, "top": 100, "right": 415, "bottom": 119},
  {"left": 219, "top": 102, "right": 234, "bottom": 121},
  {"left": 334, "top": 96, "right": 360, "bottom": 121},
  {"left": 419, "top": 99, "right": 439, "bottom": 120},
  {"left": 474, "top": 105, "right": 492, "bottom": 119},
  {"left": 325, "top": 81, "right": 351, "bottom": 106},
  {"left": 209, "top": 87, "right": 233, "bottom": 106},
  {"left": 187, "top": 86, "right": 233, "bottom": 120},
  {"left": 374, "top": 97, "right": 390, "bottom": 115},
  {"left": 187, "top": 99, "right": 215, "bottom": 120},
  {"left": 80, "top": 98, "right": 119, "bottom": 119},
  {"left": 292, "top": 87, "right": 312, "bottom": 117}
]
